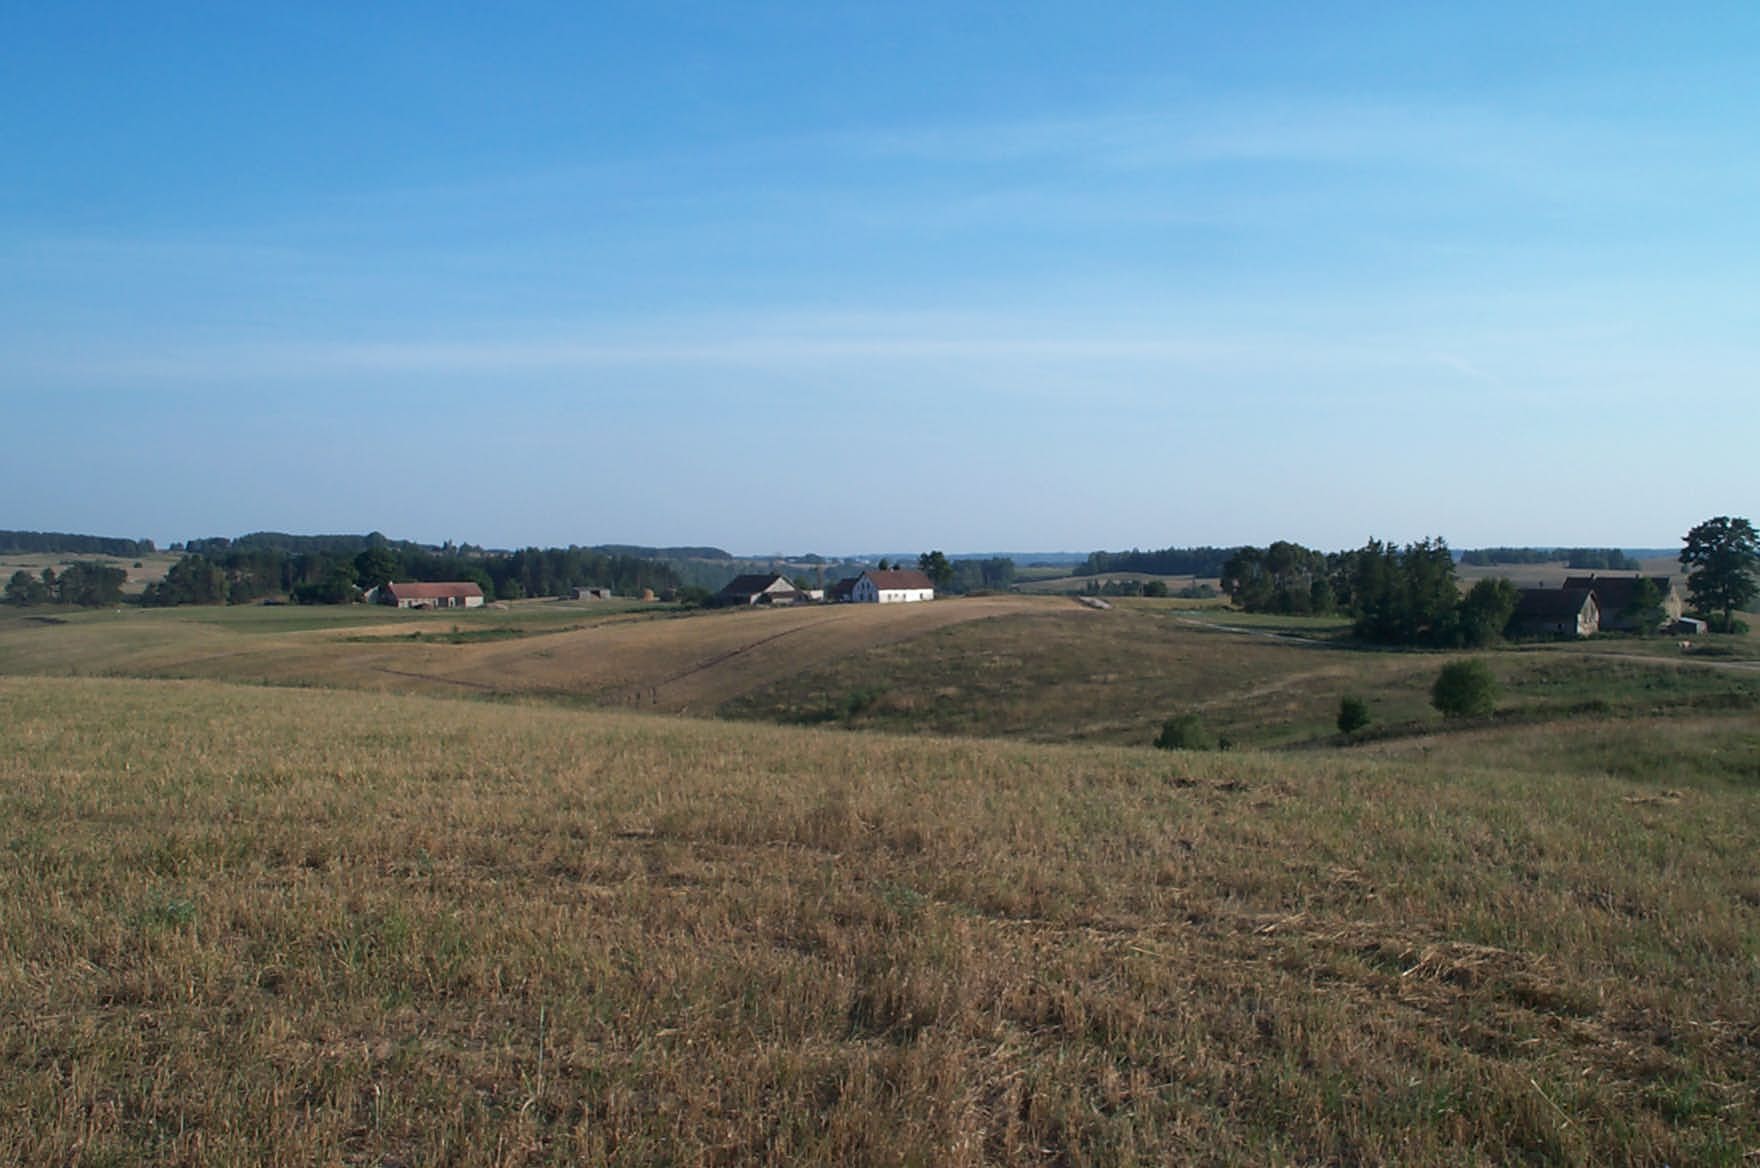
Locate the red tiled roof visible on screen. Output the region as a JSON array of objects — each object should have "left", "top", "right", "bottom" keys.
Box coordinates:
[
  {"left": 864, "top": 569, "right": 935, "bottom": 591},
  {"left": 385, "top": 581, "right": 484, "bottom": 600}
]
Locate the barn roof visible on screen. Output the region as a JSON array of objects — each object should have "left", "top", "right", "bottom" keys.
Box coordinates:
[
  {"left": 863, "top": 569, "right": 935, "bottom": 591},
  {"left": 717, "top": 573, "right": 798, "bottom": 598},
  {"left": 385, "top": 581, "right": 484, "bottom": 600},
  {"left": 1561, "top": 575, "right": 1673, "bottom": 611},
  {"left": 1512, "top": 587, "right": 1596, "bottom": 619}
]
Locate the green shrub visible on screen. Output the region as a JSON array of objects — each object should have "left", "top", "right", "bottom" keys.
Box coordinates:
[
  {"left": 1155, "top": 713, "right": 1218, "bottom": 750},
  {"left": 843, "top": 687, "right": 886, "bottom": 718},
  {"left": 1337, "top": 695, "right": 1371, "bottom": 735},
  {"left": 1431, "top": 659, "right": 1499, "bottom": 718}
]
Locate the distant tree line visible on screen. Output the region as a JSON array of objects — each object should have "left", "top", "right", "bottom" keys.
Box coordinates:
[
  {"left": 5, "top": 562, "right": 128, "bottom": 607},
  {"left": 1074, "top": 546, "right": 1234, "bottom": 578},
  {"left": 1222, "top": 538, "right": 1518, "bottom": 648},
  {"left": 593, "top": 544, "right": 732, "bottom": 561},
  {"left": 140, "top": 534, "right": 683, "bottom": 607},
  {"left": 948, "top": 555, "right": 1016, "bottom": 594},
  {"left": 905, "top": 552, "right": 1017, "bottom": 595},
  {"left": 1083, "top": 578, "right": 1215, "bottom": 599},
  {"left": 0, "top": 530, "right": 155, "bottom": 556},
  {"left": 1459, "top": 547, "right": 1640, "bottom": 570},
  {"left": 179, "top": 531, "right": 476, "bottom": 558},
  {"left": 479, "top": 547, "right": 681, "bottom": 601}
]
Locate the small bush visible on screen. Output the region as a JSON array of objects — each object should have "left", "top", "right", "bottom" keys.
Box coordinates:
[
  {"left": 1155, "top": 713, "right": 1218, "bottom": 750},
  {"left": 1431, "top": 659, "right": 1499, "bottom": 719},
  {"left": 843, "top": 687, "right": 886, "bottom": 718},
  {"left": 1337, "top": 695, "right": 1371, "bottom": 735}
]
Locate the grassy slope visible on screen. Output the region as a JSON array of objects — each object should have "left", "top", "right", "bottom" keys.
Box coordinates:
[
  {"left": 724, "top": 601, "right": 1760, "bottom": 748},
  {"left": 2, "top": 677, "right": 1756, "bottom": 1165},
  {"left": 0, "top": 595, "right": 1049, "bottom": 713},
  {"left": 7, "top": 596, "right": 1753, "bottom": 753}
]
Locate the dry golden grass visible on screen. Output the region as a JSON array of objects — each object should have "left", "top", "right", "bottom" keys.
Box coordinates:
[
  {"left": 0, "top": 595, "right": 1049, "bottom": 712},
  {"left": 3, "top": 676, "right": 1756, "bottom": 1165}
]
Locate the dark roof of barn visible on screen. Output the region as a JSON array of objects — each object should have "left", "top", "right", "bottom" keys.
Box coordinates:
[
  {"left": 717, "top": 573, "right": 797, "bottom": 598},
  {"left": 1561, "top": 575, "right": 1673, "bottom": 610},
  {"left": 1513, "top": 587, "right": 1596, "bottom": 619}
]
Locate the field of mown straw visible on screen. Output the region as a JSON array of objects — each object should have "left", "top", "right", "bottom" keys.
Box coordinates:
[
  {"left": 0, "top": 594, "right": 1047, "bottom": 713},
  {"left": 3, "top": 676, "right": 1756, "bottom": 1165}
]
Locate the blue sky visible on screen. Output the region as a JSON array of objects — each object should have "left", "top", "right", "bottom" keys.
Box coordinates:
[{"left": 4, "top": 3, "right": 1755, "bottom": 554}]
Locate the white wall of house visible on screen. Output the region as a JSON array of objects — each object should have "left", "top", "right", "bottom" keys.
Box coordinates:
[{"left": 851, "top": 576, "right": 934, "bottom": 603}]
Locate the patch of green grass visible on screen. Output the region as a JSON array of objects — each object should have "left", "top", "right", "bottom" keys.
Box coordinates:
[
  {"left": 1498, "top": 656, "right": 1760, "bottom": 717},
  {"left": 724, "top": 608, "right": 1760, "bottom": 754}
]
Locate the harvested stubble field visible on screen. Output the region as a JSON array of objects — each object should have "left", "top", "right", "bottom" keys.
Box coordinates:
[
  {"left": 3, "top": 677, "right": 1757, "bottom": 1165},
  {"left": 0, "top": 595, "right": 1046, "bottom": 714}
]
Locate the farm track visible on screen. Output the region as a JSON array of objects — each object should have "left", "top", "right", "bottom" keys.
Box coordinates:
[{"left": 1172, "top": 614, "right": 1335, "bottom": 645}]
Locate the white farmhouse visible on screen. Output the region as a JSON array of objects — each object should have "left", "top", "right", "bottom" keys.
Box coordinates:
[
  {"left": 379, "top": 581, "right": 486, "bottom": 609},
  {"left": 851, "top": 568, "right": 935, "bottom": 604}
]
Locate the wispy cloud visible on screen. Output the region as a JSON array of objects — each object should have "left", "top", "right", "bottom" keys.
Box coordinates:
[
  {"left": 840, "top": 92, "right": 1735, "bottom": 205},
  {"left": 6, "top": 305, "right": 1541, "bottom": 404}
]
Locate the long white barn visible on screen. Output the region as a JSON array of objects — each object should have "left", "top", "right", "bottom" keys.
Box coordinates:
[{"left": 851, "top": 569, "right": 935, "bottom": 604}]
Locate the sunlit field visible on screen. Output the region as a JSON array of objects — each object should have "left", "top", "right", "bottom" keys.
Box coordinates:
[{"left": 3, "top": 676, "right": 1757, "bottom": 1165}]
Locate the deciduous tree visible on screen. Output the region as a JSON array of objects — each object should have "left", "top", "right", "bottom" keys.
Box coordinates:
[
  {"left": 916, "top": 550, "right": 954, "bottom": 591},
  {"left": 1681, "top": 516, "right": 1758, "bottom": 631}
]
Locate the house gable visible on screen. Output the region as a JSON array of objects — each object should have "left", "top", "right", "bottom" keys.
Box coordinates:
[
  {"left": 1511, "top": 587, "right": 1598, "bottom": 637},
  {"left": 714, "top": 573, "right": 803, "bottom": 606},
  {"left": 1562, "top": 575, "right": 1683, "bottom": 630}
]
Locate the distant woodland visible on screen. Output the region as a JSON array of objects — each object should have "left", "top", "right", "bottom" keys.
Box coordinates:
[
  {"left": 1075, "top": 547, "right": 1235, "bottom": 578},
  {"left": 1459, "top": 547, "right": 1640, "bottom": 569},
  {"left": 6, "top": 529, "right": 1731, "bottom": 634},
  {"left": 1221, "top": 538, "right": 1521, "bottom": 648},
  {"left": 143, "top": 534, "right": 683, "bottom": 606},
  {"left": 0, "top": 530, "right": 155, "bottom": 557}
]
